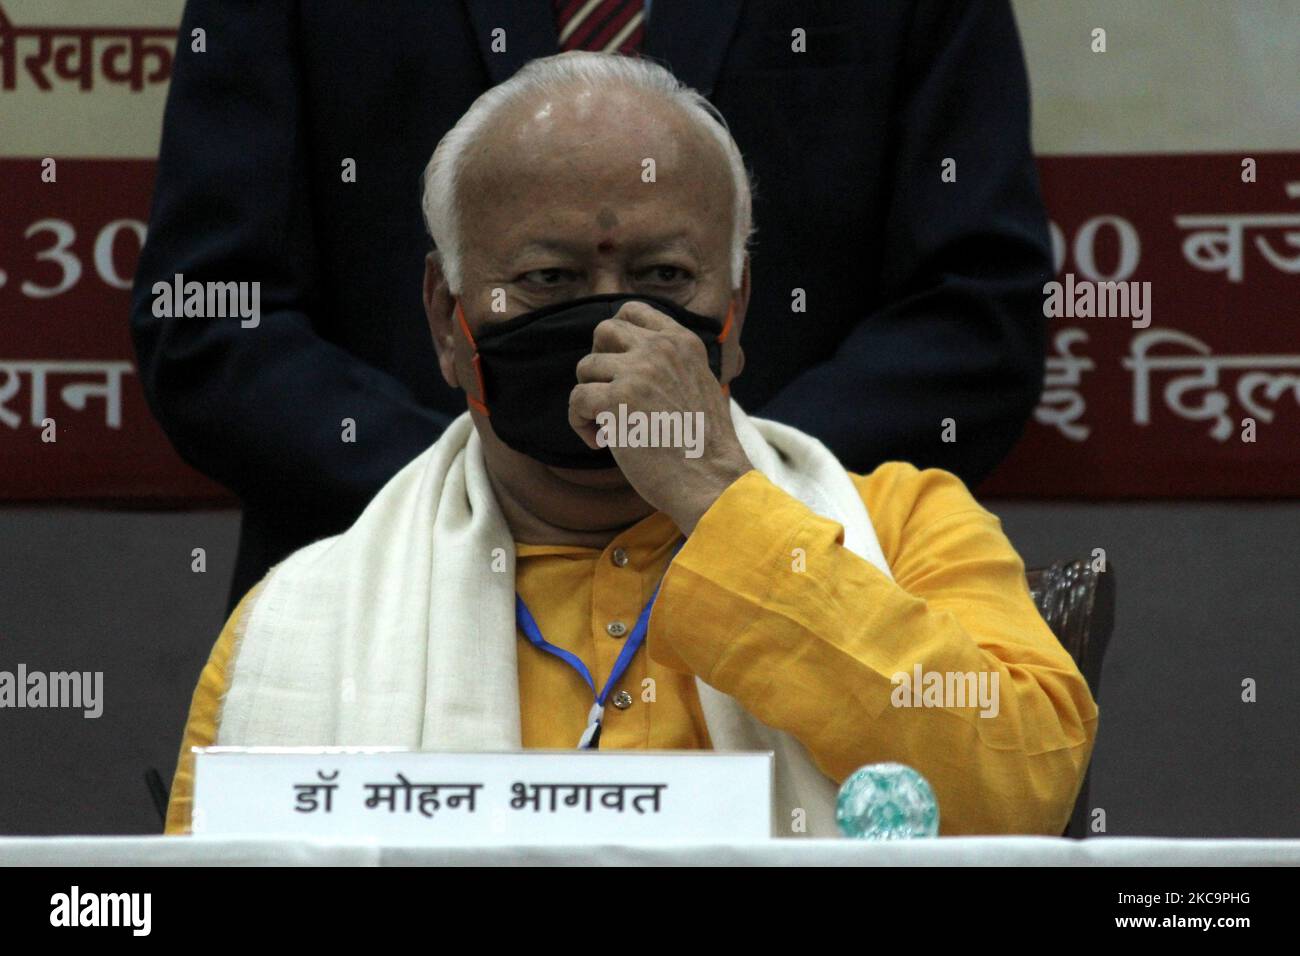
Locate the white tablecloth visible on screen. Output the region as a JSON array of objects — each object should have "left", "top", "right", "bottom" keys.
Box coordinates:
[{"left": 2, "top": 836, "right": 1297, "bottom": 866}]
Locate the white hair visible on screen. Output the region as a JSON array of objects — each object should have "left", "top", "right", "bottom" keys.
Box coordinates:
[{"left": 421, "top": 51, "right": 754, "bottom": 294}]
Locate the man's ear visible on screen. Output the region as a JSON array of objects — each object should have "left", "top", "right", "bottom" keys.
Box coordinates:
[
  {"left": 723, "top": 254, "right": 751, "bottom": 383},
  {"left": 424, "top": 252, "right": 459, "bottom": 389}
]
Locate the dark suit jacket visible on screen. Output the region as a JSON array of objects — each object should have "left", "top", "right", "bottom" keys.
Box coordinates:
[{"left": 131, "top": 0, "right": 1051, "bottom": 611}]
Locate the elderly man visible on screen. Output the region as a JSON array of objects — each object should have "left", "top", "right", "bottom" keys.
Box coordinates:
[{"left": 165, "top": 52, "right": 1095, "bottom": 838}]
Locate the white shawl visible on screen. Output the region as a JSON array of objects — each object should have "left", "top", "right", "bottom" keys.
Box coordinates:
[{"left": 217, "top": 401, "right": 894, "bottom": 837}]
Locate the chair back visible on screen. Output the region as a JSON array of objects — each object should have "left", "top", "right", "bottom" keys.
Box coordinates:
[{"left": 1025, "top": 559, "right": 1115, "bottom": 838}]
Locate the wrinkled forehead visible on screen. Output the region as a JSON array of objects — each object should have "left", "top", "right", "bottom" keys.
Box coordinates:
[{"left": 457, "top": 83, "right": 735, "bottom": 233}]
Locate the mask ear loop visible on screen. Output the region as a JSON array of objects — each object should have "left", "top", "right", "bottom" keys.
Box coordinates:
[
  {"left": 454, "top": 301, "right": 490, "bottom": 416},
  {"left": 718, "top": 301, "right": 736, "bottom": 399}
]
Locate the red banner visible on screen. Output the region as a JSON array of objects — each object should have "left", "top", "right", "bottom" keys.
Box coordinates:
[
  {"left": 0, "top": 158, "right": 227, "bottom": 502},
  {"left": 982, "top": 152, "right": 1300, "bottom": 498}
]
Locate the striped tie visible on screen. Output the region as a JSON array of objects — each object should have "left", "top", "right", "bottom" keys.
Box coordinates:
[{"left": 553, "top": 0, "right": 646, "bottom": 55}]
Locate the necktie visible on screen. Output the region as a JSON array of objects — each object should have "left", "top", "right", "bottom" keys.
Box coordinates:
[{"left": 553, "top": 0, "right": 646, "bottom": 55}]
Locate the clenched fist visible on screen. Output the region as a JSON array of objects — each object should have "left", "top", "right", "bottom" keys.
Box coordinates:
[{"left": 569, "top": 301, "right": 753, "bottom": 533}]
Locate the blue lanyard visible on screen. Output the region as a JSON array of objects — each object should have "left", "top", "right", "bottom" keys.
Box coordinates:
[{"left": 516, "top": 539, "right": 683, "bottom": 749}]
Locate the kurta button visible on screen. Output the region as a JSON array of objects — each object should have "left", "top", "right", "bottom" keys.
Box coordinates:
[
  {"left": 612, "top": 691, "right": 633, "bottom": 709},
  {"left": 606, "top": 620, "right": 627, "bottom": 638},
  {"left": 611, "top": 548, "right": 629, "bottom": 567}
]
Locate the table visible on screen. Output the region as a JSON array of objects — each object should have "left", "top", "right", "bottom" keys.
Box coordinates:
[{"left": 2, "top": 836, "right": 1297, "bottom": 866}]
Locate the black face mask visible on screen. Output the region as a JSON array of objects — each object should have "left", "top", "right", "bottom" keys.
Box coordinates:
[{"left": 455, "top": 293, "right": 732, "bottom": 469}]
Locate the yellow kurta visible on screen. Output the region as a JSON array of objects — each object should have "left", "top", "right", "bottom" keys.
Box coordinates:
[{"left": 165, "top": 463, "right": 1099, "bottom": 836}]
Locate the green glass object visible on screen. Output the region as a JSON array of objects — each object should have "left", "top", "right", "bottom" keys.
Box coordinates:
[{"left": 836, "top": 762, "right": 939, "bottom": 839}]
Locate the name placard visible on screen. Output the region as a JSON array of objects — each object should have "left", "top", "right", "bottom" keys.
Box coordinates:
[{"left": 191, "top": 748, "right": 773, "bottom": 844}]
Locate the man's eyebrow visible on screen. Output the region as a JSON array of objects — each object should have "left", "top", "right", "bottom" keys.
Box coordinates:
[{"left": 512, "top": 234, "right": 701, "bottom": 259}]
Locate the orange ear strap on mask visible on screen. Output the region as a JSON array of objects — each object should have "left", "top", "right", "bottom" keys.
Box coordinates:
[
  {"left": 718, "top": 301, "right": 735, "bottom": 343},
  {"left": 454, "top": 301, "right": 490, "bottom": 416},
  {"left": 720, "top": 301, "right": 735, "bottom": 398}
]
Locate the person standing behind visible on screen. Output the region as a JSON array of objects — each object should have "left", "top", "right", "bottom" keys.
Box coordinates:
[{"left": 131, "top": 0, "right": 1051, "bottom": 611}]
